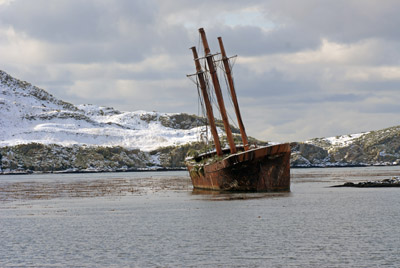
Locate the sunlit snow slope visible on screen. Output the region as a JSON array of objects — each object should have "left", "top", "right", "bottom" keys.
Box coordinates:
[{"left": 0, "top": 70, "right": 208, "bottom": 151}]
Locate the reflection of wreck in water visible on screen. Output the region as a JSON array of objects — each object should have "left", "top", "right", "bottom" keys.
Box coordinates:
[
  {"left": 191, "top": 188, "right": 291, "bottom": 201},
  {"left": 185, "top": 28, "right": 291, "bottom": 192}
]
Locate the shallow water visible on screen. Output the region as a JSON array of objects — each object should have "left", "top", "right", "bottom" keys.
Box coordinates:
[{"left": 1, "top": 166, "right": 400, "bottom": 267}]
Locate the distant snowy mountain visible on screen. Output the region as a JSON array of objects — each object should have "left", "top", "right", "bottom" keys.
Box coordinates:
[{"left": 0, "top": 70, "right": 215, "bottom": 151}]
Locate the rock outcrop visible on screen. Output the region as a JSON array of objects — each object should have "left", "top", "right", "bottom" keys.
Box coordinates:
[
  {"left": 332, "top": 177, "right": 400, "bottom": 187},
  {"left": 291, "top": 126, "right": 400, "bottom": 167}
]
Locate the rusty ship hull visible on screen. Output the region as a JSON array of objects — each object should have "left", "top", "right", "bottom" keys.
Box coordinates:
[
  {"left": 186, "top": 143, "right": 291, "bottom": 192},
  {"left": 186, "top": 28, "right": 290, "bottom": 192}
]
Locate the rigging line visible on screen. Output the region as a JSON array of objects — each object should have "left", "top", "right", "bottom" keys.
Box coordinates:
[
  {"left": 196, "top": 76, "right": 206, "bottom": 143},
  {"left": 203, "top": 54, "right": 222, "bottom": 119},
  {"left": 201, "top": 84, "right": 210, "bottom": 145},
  {"left": 225, "top": 61, "right": 241, "bottom": 130},
  {"left": 196, "top": 77, "right": 206, "bottom": 117},
  {"left": 189, "top": 51, "right": 207, "bottom": 145},
  {"left": 195, "top": 36, "right": 209, "bottom": 146},
  {"left": 228, "top": 59, "right": 236, "bottom": 85},
  {"left": 206, "top": 82, "right": 224, "bottom": 137},
  {"left": 218, "top": 58, "right": 240, "bottom": 130},
  {"left": 203, "top": 55, "right": 209, "bottom": 74},
  {"left": 187, "top": 75, "right": 199, "bottom": 86},
  {"left": 222, "top": 64, "right": 234, "bottom": 106},
  {"left": 203, "top": 51, "right": 237, "bottom": 143},
  {"left": 230, "top": 55, "right": 237, "bottom": 69},
  {"left": 195, "top": 35, "right": 214, "bottom": 148},
  {"left": 196, "top": 70, "right": 211, "bottom": 146},
  {"left": 206, "top": 59, "right": 239, "bottom": 138},
  {"left": 224, "top": 86, "right": 240, "bottom": 129},
  {"left": 205, "top": 70, "right": 221, "bottom": 120},
  {"left": 202, "top": 64, "right": 213, "bottom": 105}
]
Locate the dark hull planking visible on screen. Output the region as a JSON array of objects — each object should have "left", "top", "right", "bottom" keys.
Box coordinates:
[{"left": 186, "top": 143, "right": 291, "bottom": 192}]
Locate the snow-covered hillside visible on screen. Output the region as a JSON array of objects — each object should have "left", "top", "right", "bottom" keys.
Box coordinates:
[
  {"left": 0, "top": 70, "right": 214, "bottom": 151},
  {"left": 292, "top": 126, "right": 400, "bottom": 167},
  {"left": 1, "top": 69, "right": 399, "bottom": 173}
]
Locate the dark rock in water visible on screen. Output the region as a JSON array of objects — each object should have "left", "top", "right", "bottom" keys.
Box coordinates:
[{"left": 333, "top": 176, "right": 400, "bottom": 187}]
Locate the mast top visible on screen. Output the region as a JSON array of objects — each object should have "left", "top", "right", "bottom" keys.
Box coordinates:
[
  {"left": 217, "top": 37, "right": 227, "bottom": 57},
  {"left": 198, "top": 28, "right": 211, "bottom": 55}
]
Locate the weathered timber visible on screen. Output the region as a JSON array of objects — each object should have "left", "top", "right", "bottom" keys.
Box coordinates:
[
  {"left": 186, "top": 143, "right": 291, "bottom": 191},
  {"left": 186, "top": 28, "right": 291, "bottom": 192},
  {"left": 199, "top": 28, "right": 237, "bottom": 154},
  {"left": 190, "top": 46, "right": 223, "bottom": 156},
  {"left": 218, "top": 36, "right": 249, "bottom": 151}
]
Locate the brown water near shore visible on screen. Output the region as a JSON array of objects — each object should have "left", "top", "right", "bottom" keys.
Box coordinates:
[{"left": 0, "top": 176, "right": 190, "bottom": 201}]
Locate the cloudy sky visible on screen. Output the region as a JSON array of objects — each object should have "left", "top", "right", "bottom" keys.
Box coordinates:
[{"left": 1, "top": 0, "right": 399, "bottom": 142}]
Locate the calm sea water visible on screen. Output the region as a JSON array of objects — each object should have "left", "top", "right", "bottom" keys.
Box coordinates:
[{"left": 1, "top": 166, "right": 400, "bottom": 267}]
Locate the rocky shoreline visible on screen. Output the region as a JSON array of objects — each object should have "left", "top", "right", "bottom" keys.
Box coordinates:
[{"left": 1, "top": 142, "right": 399, "bottom": 175}]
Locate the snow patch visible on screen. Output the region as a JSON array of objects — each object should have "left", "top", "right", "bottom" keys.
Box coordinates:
[
  {"left": 317, "top": 132, "right": 368, "bottom": 147},
  {"left": 323, "top": 133, "right": 367, "bottom": 147},
  {"left": 0, "top": 70, "right": 221, "bottom": 151}
]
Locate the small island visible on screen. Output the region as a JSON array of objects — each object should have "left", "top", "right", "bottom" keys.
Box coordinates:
[{"left": 333, "top": 176, "right": 400, "bottom": 187}]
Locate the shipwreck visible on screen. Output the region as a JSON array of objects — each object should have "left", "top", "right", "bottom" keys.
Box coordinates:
[{"left": 185, "top": 28, "right": 290, "bottom": 192}]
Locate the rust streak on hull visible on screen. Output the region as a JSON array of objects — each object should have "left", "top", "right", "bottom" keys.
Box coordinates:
[{"left": 186, "top": 144, "right": 291, "bottom": 192}]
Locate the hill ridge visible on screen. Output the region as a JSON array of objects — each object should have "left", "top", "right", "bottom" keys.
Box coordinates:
[
  {"left": 0, "top": 70, "right": 214, "bottom": 151},
  {"left": 1, "top": 69, "right": 399, "bottom": 173}
]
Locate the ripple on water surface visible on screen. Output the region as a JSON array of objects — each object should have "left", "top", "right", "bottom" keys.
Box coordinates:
[{"left": 1, "top": 167, "right": 400, "bottom": 267}]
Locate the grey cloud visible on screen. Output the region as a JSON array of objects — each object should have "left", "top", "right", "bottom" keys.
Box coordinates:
[
  {"left": 218, "top": 25, "right": 320, "bottom": 55},
  {"left": 0, "top": 0, "right": 179, "bottom": 64},
  {"left": 348, "top": 80, "right": 400, "bottom": 93},
  {"left": 359, "top": 103, "right": 400, "bottom": 114},
  {"left": 320, "top": 93, "right": 364, "bottom": 103},
  {"left": 263, "top": 0, "right": 400, "bottom": 43},
  {"left": 233, "top": 66, "right": 320, "bottom": 101},
  {"left": 1, "top": 1, "right": 112, "bottom": 42},
  {"left": 0, "top": 0, "right": 157, "bottom": 43},
  {"left": 1, "top": 0, "right": 400, "bottom": 142},
  {"left": 191, "top": 25, "right": 320, "bottom": 57},
  {"left": 200, "top": 0, "right": 400, "bottom": 57}
]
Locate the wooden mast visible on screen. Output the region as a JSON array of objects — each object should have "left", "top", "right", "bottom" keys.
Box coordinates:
[
  {"left": 199, "top": 28, "right": 237, "bottom": 154},
  {"left": 218, "top": 37, "right": 249, "bottom": 151},
  {"left": 190, "top": 46, "right": 223, "bottom": 156}
]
